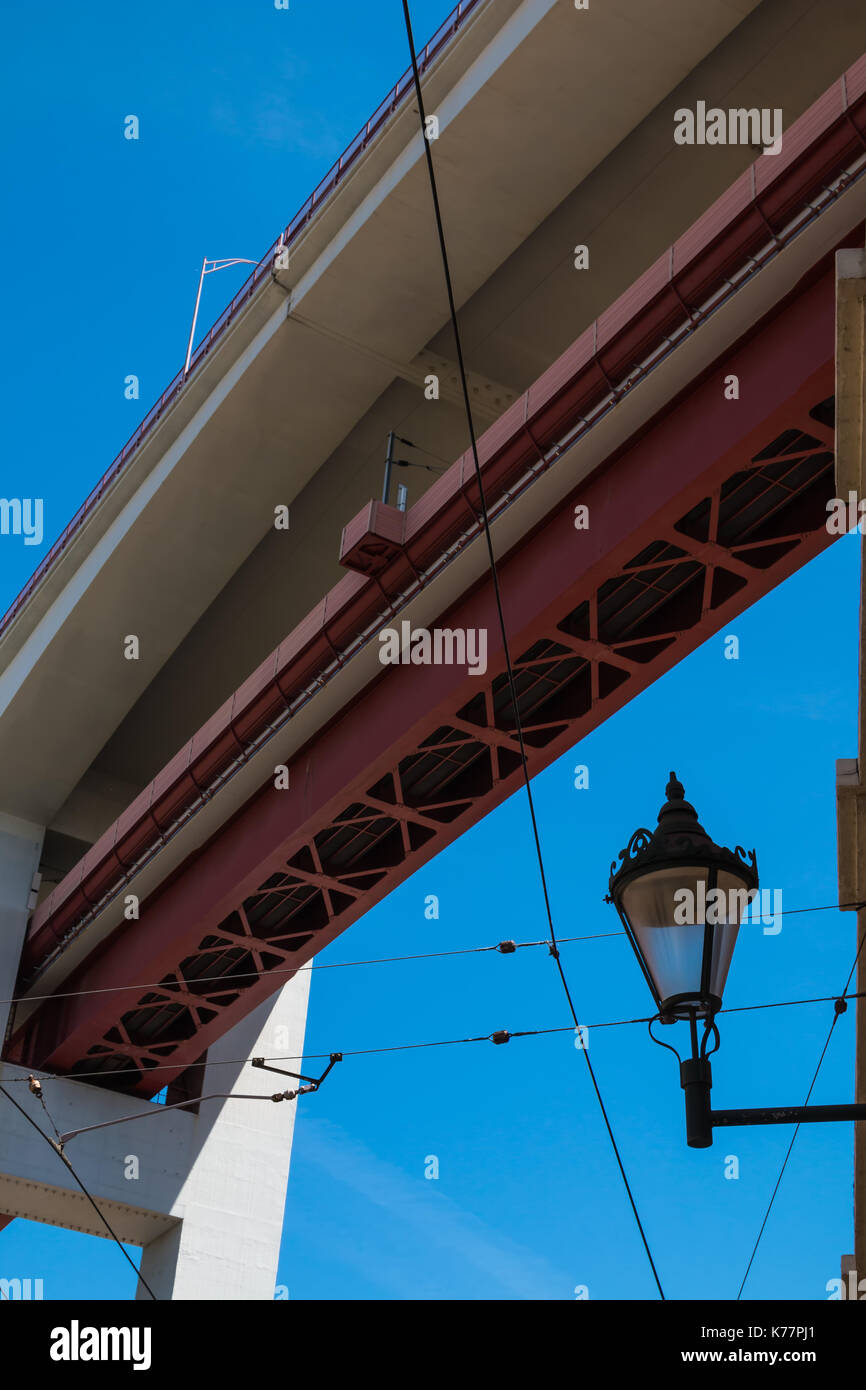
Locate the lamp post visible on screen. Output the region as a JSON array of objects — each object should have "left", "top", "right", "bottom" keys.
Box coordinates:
[
  {"left": 183, "top": 256, "right": 259, "bottom": 378},
  {"left": 381, "top": 433, "right": 445, "bottom": 506},
  {"left": 607, "top": 773, "right": 866, "bottom": 1147}
]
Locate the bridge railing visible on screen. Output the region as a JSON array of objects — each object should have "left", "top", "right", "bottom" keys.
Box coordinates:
[{"left": 0, "top": 0, "right": 485, "bottom": 643}]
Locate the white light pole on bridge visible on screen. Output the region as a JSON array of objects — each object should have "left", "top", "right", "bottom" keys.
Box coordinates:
[{"left": 183, "top": 256, "right": 259, "bottom": 378}]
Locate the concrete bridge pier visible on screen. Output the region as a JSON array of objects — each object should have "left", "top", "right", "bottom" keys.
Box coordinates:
[
  {"left": 0, "top": 848, "right": 311, "bottom": 1303},
  {"left": 135, "top": 972, "right": 312, "bottom": 1301}
]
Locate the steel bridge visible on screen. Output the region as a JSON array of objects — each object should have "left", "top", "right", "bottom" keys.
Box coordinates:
[
  {"left": 6, "top": 54, "right": 866, "bottom": 1094},
  {"left": 3, "top": 0, "right": 866, "bottom": 1295}
]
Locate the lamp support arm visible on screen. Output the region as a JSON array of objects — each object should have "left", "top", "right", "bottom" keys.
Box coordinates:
[
  {"left": 679, "top": 1058, "right": 866, "bottom": 1147},
  {"left": 712, "top": 1102, "right": 866, "bottom": 1129}
]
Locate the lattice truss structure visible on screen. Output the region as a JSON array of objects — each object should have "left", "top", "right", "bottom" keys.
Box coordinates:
[{"left": 72, "top": 397, "right": 836, "bottom": 1089}]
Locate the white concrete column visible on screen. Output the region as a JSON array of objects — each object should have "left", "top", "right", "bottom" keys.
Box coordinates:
[
  {"left": 0, "top": 1058, "right": 201, "bottom": 1243},
  {"left": 136, "top": 968, "right": 312, "bottom": 1300},
  {"left": 0, "top": 763, "right": 310, "bottom": 1288},
  {"left": 0, "top": 812, "right": 44, "bottom": 1044}
]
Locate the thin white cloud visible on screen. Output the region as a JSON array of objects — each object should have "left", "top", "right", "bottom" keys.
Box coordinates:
[{"left": 297, "top": 1116, "right": 570, "bottom": 1299}]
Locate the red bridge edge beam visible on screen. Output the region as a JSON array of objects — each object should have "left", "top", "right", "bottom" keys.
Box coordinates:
[
  {"left": 8, "top": 268, "right": 838, "bottom": 1091},
  {"left": 20, "top": 55, "right": 866, "bottom": 981}
]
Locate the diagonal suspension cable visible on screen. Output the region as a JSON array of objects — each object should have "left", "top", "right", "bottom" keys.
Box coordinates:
[
  {"left": 0, "top": 1083, "right": 157, "bottom": 1300},
  {"left": 739, "top": 928, "right": 866, "bottom": 1295},
  {"left": 401, "top": 0, "right": 665, "bottom": 1299}
]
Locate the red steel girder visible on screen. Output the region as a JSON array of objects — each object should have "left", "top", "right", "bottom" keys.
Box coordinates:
[
  {"left": 20, "top": 57, "right": 866, "bottom": 987},
  {"left": 7, "top": 267, "right": 839, "bottom": 1094}
]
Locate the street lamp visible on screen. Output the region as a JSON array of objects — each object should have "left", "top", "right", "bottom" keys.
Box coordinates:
[
  {"left": 607, "top": 772, "right": 758, "bottom": 1022},
  {"left": 183, "top": 256, "right": 259, "bottom": 378},
  {"left": 607, "top": 773, "right": 866, "bottom": 1147}
]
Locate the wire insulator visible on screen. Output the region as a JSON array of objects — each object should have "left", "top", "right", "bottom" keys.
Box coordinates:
[{"left": 490, "top": 1030, "right": 511, "bottom": 1045}]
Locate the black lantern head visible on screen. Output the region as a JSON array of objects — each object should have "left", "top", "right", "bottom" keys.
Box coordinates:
[{"left": 607, "top": 773, "right": 758, "bottom": 1020}]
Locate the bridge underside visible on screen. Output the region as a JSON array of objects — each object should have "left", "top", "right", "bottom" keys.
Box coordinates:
[
  {"left": 6, "top": 259, "right": 843, "bottom": 1094},
  {"left": 8, "top": 48, "right": 866, "bottom": 1097}
]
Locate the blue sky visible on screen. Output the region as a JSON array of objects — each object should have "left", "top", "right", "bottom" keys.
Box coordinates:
[{"left": 0, "top": 0, "right": 861, "bottom": 1301}]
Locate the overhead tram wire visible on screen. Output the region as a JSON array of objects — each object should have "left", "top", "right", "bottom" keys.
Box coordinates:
[
  {"left": 0, "top": 1083, "right": 158, "bottom": 1300},
  {"left": 0, "top": 931, "right": 625, "bottom": 1009},
  {"left": 5, "top": 896, "right": 860, "bottom": 1012},
  {"left": 735, "top": 923, "right": 866, "bottom": 1300},
  {"left": 7, "top": 985, "right": 863, "bottom": 1088},
  {"left": 400, "top": 0, "right": 665, "bottom": 1300}
]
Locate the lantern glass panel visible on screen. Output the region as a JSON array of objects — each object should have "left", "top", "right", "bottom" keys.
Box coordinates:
[{"left": 621, "top": 865, "right": 753, "bottom": 1013}]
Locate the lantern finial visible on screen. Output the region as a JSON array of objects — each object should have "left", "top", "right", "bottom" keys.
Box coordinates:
[{"left": 657, "top": 774, "right": 703, "bottom": 835}]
